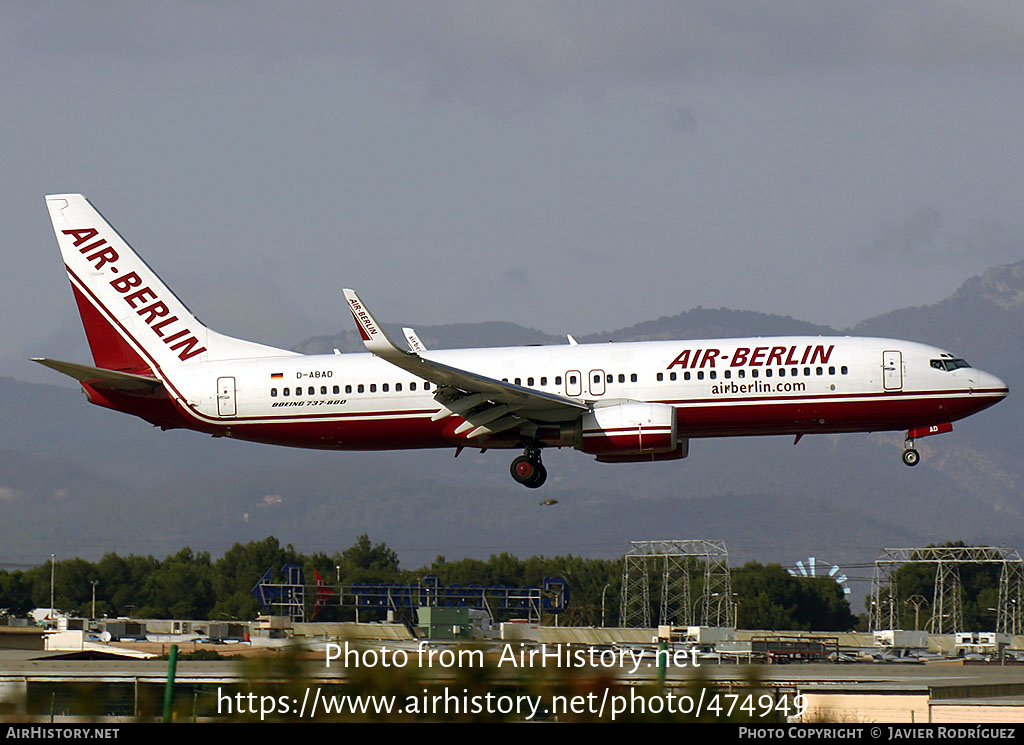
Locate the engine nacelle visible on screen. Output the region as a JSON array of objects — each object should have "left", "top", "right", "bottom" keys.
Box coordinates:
[
  {"left": 594, "top": 442, "right": 689, "bottom": 463},
  {"left": 566, "top": 401, "right": 682, "bottom": 458}
]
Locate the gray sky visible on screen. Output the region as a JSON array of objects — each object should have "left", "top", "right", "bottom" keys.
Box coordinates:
[{"left": 4, "top": 1, "right": 1024, "bottom": 370}]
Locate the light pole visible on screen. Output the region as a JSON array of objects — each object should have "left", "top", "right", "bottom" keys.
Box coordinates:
[
  {"left": 906, "top": 595, "right": 928, "bottom": 631},
  {"left": 601, "top": 584, "right": 611, "bottom": 628},
  {"left": 49, "top": 554, "right": 55, "bottom": 626},
  {"left": 90, "top": 580, "right": 99, "bottom": 621}
]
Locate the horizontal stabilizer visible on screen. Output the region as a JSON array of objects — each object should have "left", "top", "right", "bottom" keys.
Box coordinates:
[{"left": 30, "top": 358, "right": 164, "bottom": 393}]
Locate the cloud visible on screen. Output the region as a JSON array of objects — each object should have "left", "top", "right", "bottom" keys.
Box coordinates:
[
  {"left": 864, "top": 209, "right": 944, "bottom": 261},
  {"left": 865, "top": 210, "right": 1024, "bottom": 266},
  {"left": 9, "top": 2, "right": 1024, "bottom": 106},
  {"left": 669, "top": 106, "right": 697, "bottom": 133}
]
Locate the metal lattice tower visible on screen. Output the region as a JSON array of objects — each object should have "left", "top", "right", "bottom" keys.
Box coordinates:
[
  {"left": 998, "top": 559, "right": 1024, "bottom": 635},
  {"left": 620, "top": 540, "right": 733, "bottom": 628},
  {"left": 870, "top": 546, "right": 1024, "bottom": 633},
  {"left": 660, "top": 554, "right": 692, "bottom": 627},
  {"left": 620, "top": 551, "right": 651, "bottom": 628},
  {"left": 931, "top": 562, "right": 963, "bottom": 634}
]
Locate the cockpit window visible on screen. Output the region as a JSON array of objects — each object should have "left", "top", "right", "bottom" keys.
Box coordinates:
[{"left": 930, "top": 358, "right": 971, "bottom": 372}]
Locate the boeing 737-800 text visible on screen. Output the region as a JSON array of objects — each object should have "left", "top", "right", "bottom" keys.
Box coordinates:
[{"left": 35, "top": 195, "right": 1008, "bottom": 488}]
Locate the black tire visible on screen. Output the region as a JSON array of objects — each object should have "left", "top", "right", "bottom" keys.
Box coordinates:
[
  {"left": 510, "top": 456, "right": 547, "bottom": 488},
  {"left": 524, "top": 463, "right": 547, "bottom": 489},
  {"left": 510, "top": 455, "right": 537, "bottom": 485},
  {"left": 902, "top": 449, "right": 920, "bottom": 467}
]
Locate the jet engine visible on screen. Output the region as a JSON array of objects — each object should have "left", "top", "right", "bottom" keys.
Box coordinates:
[{"left": 561, "top": 401, "right": 688, "bottom": 462}]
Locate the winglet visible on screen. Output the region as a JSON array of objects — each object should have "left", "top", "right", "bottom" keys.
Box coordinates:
[
  {"left": 342, "top": 289, "right": 408, "bottom": 361},
  {"left": 402, "top": 327, "right": 427, "bottom": 352}
]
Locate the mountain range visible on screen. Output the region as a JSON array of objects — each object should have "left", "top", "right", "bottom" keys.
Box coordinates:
[{"left": 1, "top": 260, "right": 1021, "bottom": 607}]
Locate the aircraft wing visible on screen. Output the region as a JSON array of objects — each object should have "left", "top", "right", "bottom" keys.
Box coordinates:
[
  {"left": 31, "top": 358, "right": 165, "bottom": 393},
  {"left": 343, "top": 290, "right": 588, "bottom": 438}
]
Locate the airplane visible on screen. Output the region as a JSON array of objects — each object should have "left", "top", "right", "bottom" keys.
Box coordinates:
[{"left": 34, "top": 194, "right": 1009, "bottom": 489}]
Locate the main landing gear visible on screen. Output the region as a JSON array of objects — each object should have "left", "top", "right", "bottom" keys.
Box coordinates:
[
  {"left": 902, "top": 438, "right": 920, "bottom": 467},
  {"left": 510, "top": 446, "right": 547, "bottom": 489}
]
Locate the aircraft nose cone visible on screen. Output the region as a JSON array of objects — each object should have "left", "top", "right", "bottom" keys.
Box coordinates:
[{"left": 978, "top": 370, "right": 1009, "bottom": 397}]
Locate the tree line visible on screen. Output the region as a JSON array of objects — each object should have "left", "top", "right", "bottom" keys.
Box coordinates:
[{"left": 0, "top": 535, "right": 860, "bottom": 629}]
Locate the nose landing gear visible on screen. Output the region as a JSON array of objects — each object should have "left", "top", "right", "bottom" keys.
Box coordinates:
[
  {"left": 510, "top": 446, "right": 547, "bottom": 488},
  {"left": 902, "top": 437, "right": 920, "bottom": 467}
]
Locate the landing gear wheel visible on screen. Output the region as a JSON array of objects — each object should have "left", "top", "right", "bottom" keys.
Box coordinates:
[
  {"left": 510, "top": 455, "right": 547, "bottom": 488},
  {"left": 902, "top": 448, "right": 920, "bottom": 467}
]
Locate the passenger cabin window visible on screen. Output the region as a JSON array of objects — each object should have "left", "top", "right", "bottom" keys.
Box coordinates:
[
  {"left": 271, "top": 388, "right": 278, "bottom": 397},
  {"left": 630, "top": 373, "right": 638, "bottom": 382}
]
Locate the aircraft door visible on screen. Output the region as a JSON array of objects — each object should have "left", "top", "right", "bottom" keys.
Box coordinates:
[
  {"left": 565, "top": 370, "right": 582, "bottom": 397},
  {"left": 217, "top": 376, "right": 237, "bottom": 416},
  {"left": 588, "top": 369, "right": 606, "bottom": 396},
  {"left": 882, "top": 351, "right": 903, "bottom": 391}
]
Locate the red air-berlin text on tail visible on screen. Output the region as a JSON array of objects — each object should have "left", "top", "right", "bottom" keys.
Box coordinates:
[{"left": 63, "top": 228, "right": 208, "bottom": 361}]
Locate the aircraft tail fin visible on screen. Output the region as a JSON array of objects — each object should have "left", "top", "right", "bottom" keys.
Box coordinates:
[{"left": 45, "top": 194, "right": 298, "bottom": 375}]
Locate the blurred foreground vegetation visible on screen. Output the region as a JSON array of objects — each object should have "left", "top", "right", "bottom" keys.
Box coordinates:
[{"left": 8, "top": 645, "right": 787, "bottom": 723}]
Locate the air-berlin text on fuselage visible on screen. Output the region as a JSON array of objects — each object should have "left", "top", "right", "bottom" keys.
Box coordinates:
[
  {"left": 667, "top": 345, "right": 835, "bottom": 370},
  {"left": 62, "top": 228, "right": 207, "bottom": 361}
]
